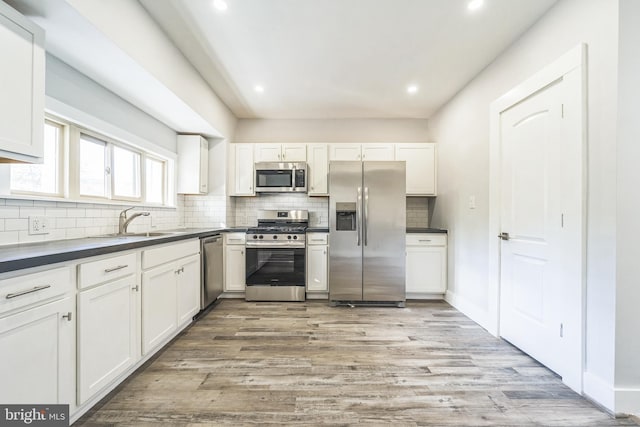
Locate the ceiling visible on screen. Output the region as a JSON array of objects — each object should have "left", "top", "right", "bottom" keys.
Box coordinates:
[{"left": 140, "top": 0, "right": 558, "bottom": 119}]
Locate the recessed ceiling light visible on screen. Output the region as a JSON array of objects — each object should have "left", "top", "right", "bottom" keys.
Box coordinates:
[
  {"left": 467, "top": 0, "right": 484, "bottom": 11},
  {"left": 213, "top": 0, "right": 228, "bottom": 11},
  {"left": 407, "top": 85, "right": 419, "bottom": 95},
  {"left": 254, "top": 85, "right": 265, "bottom": 93}
]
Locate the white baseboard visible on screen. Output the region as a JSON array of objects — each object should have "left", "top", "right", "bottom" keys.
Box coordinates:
[
  {"left": 406, "top": 292, "right": 445, "bottom": 300},
  {"left": 615, "top": 387, "right": 640, "bottom": 417},
  {"left": 444, "top": 289, "right": 491, "bottom": 333}
]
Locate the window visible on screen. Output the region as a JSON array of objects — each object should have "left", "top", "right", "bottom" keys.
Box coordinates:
[
  {"left": 10, "top": 120, "right": 63, "bottom": 195},
  {"left": 113, "top": 145, "right": 141, "bottom": 199},
  {"left": 10, "top": 116, "right": 172, "bottom": 207},
  {"left": 145, "top": 157, "right": 165, "bottom": 204},
  {"left": 79, "top": 134, "right": 108, "bottom": 198}
]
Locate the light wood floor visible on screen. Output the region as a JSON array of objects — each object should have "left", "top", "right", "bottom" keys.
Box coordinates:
[{"left": 75, "top": 300, "right": 638, "bottom": 426}]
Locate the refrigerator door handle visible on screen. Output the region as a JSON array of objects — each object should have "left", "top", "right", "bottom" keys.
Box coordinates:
[
  {"left": 364, "top": 187, "right": 369, "bottom": 246},
  {"left": 356, "top": 187, "right": 362, "bottom": 246}
]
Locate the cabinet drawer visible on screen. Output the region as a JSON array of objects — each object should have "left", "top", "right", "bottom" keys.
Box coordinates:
[
  {"left": 142, "top": 239, "right": 200, "bottom": 270},
  {"left": 0, "top": 266, "right": 72, "bottom": 315},
  {"left": 225, "top": 233, "right": 246, "bottom": 245},
  {"left": 406, "top": 234, "right": 447, "bottom": 246},
  {"left": 307, "top": 233, "right": 328, "bottom": 245},
  {"left": 78, "top": 252, "right": 137, "bottom": 290}
]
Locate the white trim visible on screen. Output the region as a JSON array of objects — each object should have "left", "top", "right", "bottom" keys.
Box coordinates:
[
  {"left": 615, "top": 387, "right": 640, "bottom": 416},
  {"left": 444, "top": 289, "right": 490, "bottom": 332},
  {"left": 488, "top": 44, "right": 587, "bottom": 392}
]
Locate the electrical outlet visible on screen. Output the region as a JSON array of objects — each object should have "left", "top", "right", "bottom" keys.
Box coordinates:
[{"left": 29, "top": 216, "right": 49, "bottom": 235}]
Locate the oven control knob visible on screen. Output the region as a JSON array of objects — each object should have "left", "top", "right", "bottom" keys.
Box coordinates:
[
  {"left": 259, "top": 235, "right": 264, "bottom": 239},
  {"left": 287, "top": 235, "right": 292, "bottom": 240},
  {"left": 293, "top": 235, "right": 298, "bottom": 240},
  {"left": 253, "top": 235, "right": 258, "bottom": 239},
  {"left": 273, "top": 235, "right": 278, "bottom": 239}
]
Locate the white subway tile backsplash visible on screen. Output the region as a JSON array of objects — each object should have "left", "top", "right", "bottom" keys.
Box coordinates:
[
  {"left": 5, "top": 218, "right": 28, "bottom": 231},
  {"left": 0, "top": 207, "right": 19, "bottom": 218}
]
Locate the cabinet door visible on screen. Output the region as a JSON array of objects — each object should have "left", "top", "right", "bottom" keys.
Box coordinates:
[
  {"left": 254, "top": 143, "right": 282, "bottom": 162},
  {"left": 142, "top": 264, "right": 178, "bottom": 355},
  {"left": 77, "top": 276, "right": 137, "bottom": 404},
  {"left": 224, "top": 245, "right": 246, "bottom": 292},
  {"left": 176, "top": 254, "right": 200, "bottom": 326},
  {"left": 0, "top": 3, "right": 44, "bottom": 162},
  {"left": 199, "top": 137, "right": 209, "bottom": 193},
  {"left": 307, "top": 144, "right": 328, "bottom": 195},
  {"left": 0, "top": 297, "right": 74, "bottom": 404},
  {"left": 395, "top": 143, "right": 436, "bottom": 195},
  {"left": 329, "top": 143, "right": 361, "bottom": 161},
  {"left": 234, "top": 144, "right": 255, "bottom": 195},
  {"left": 406, "top": 246, "right": 447, "bottom": 293},
  {"left": 362, "top": 144, "right": 395, "bottom": 161},
  {"left": 282, "top": 144, "right": 307, "bottom": 162},
  {"left": 306, "top": 245, "right": 328, "bottom": 292}
]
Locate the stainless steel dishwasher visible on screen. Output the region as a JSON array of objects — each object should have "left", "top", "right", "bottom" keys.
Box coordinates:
[{"left": 201, "top": 234, "right": 223, "bottom": 310}]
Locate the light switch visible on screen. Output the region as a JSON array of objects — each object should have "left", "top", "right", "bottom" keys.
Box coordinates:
[{"left": 468, "top": 196, "right": 476, "bottom": 210}]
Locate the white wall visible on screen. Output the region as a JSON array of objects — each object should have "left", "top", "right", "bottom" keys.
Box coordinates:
[
  {"left": 615, "top": 0, "right": 640, "bottom": 414},
  {"left": 234, "top": 118, "right": 429, "bottom": 143},
  {"left": 429, "top": 0, "right": 621, "bottom": 412},
  {"left": 46, "top": 54, "right": 177, "bottom": 153}
]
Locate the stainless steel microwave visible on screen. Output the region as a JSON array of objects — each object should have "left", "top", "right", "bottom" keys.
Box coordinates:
[{"left": 255, "top": 162, "right": 307, "bottom": 193}]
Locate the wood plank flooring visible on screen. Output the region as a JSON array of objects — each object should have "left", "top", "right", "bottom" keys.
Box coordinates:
[{"left": 75, "top": 300, "right": 638, "bottom": 426}]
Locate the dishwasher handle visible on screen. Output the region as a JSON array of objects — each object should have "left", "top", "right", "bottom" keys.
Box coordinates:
[{"left": 201, "top": 234, "right": 222, "bottom": 245}]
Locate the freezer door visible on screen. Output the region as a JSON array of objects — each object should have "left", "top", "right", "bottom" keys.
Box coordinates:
[
  {"left": 329, "top": 161, "right": 363, "bottom": 301},
  {"left": 362, "top": 161, "right": 406, "bottom": 302}
]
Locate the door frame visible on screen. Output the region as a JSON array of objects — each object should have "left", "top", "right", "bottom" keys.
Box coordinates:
[{"left": 488, "top": 44, "right": 587, "bottom": 392}]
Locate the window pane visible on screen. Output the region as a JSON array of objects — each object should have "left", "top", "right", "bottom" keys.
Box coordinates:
[
  {"left": 145, "top": 158, "right": 164, "bottom": 204},
  {"left": 10, "top": 121, "right": 60, "bottom": 194},
  {"left": 113, "top": 145, "right": 141, "bottom": 198},
  {"left": 79, "top": 135, "right": 107, "bottom": 197}
]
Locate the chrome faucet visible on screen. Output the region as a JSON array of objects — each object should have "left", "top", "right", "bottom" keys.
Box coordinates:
[{"left": 118, "top": 207, "right": 150, "bottom": 234}]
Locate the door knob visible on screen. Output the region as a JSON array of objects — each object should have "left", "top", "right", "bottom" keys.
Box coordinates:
[{"left": 498, "top": 232, "right": 510, "bottom": 241}]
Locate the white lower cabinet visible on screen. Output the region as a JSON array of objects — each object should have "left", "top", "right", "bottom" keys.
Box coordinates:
[
  {"left": 306, "top": 233, "right": 328, "bottom": 294},
  {"left": 77, "top": 275, "right": 138, "bottom": 404},
  {"left": 0, "top": 265, "right": 74, "bottom": 405},
  {"left": 141, "top": 240, "right": 200, "bottom": 355},
  {"left": 224, "top": 233, "right": 246, "bottom": 293},
  {"left": 406, "top": 233, "right": 447, "bottom": 296}
]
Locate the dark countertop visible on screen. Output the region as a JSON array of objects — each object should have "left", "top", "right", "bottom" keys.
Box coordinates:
[
  {"left": 406, "top": 227, "right": 448, "bottom": 234},
  {"left": 0, "top": 227, "right": 231, "bottom": 274},
  {"left": 306, "top": 227, "right": 329, "bottom": 233}
]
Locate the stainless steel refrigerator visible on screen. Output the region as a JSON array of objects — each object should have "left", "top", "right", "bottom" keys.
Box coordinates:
[{"left": 329, "top": 161, "right": 406, "bottom": 306}]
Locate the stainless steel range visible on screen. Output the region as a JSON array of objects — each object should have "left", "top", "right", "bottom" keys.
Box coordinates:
[{"left": 245, "top": 210, "right": 308, "bottom": 302}]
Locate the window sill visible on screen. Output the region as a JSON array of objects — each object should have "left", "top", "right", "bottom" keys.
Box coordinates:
[{"left": 1, "top": 193, "right": 178, "bottom": 210}]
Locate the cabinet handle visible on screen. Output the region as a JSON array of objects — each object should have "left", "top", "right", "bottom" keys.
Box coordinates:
[
  {"left": 175, "top": 267, "right": 184, "bottom": 275},
  {"left": 311, "top": 239, "right": 325, "bottom": 242},
  {"left": 241, "top": 251, "right": 244, "bottom": 255},
  {"left": 62, "top": 312, "right": 72, "bottom": 321},
  {"left": 418, "top": 239, "right": 432, "bottom": 242},
  {"left": 5, "top": 284, "right": 51, "bottom": 299},
  {"left": 323, "top": 250, "right": 326, "bottom": 255},
  {"left": 132, "top": 285, "right": 139, "bottom": 292},
  {"left": 104, "top": 264, "right": 128, "bottom": 273}
]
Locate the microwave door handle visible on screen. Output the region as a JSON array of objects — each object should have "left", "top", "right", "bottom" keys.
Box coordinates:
[{"left": 292, "top": 166, "right": 296, "bottom": 189}]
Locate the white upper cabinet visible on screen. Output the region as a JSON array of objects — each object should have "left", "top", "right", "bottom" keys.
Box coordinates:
[
  {"left": 395, "top": 143, "right": 437, "bottom": 196},
  {"left": 228, "top": 143, "right": 255, "bottom": 196},
  {"left": 307, "top": 143, "right": 328, "bottom": 196},
  {"left": 177, "top": 135, "right": 208, "bottom": 194},
  {"left": 254, "top": 143, "right": 306, "bottom": 162},
  {"left": 329, "top": 143, "right": 361, "bottom": 161},
  {"left": 361, "top": 144, "right": 395, "bottom": 161},
  {"left": 0, "top": 3, "right": 45, "bottom": 163}
]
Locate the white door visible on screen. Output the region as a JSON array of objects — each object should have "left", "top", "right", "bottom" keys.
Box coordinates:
[
  {"left": 361, "top": 144, "right": 395, "bottom": 161},
  {"left": 141, "top": 264, "right": 177, "bottom": 355},
  {"left": 306, "top": 245, "right": 328, "bottom": 292},
  {"left": 176, "top": 254, "right": 200, "bottom": 326},
  {"left": 0, "top": 297, "right": 74, "bottom": 404},
  {"left": 307, "top": 144, "right": 328, "bottom": 195},
  {"left": 254, "top": 143, "right": 281, "bottom": 162},
  {"left": 499, "top": 79, "right": 565, "bottom": 374},
  {"left": 78, "top": 276, "right": 137, "bottom": 404},
  {"left": 224, "top": 245, "right": 246, "bottom": 292},
  {"left": 395, "top": 143, "right": 436, "bottom": 195},
  {"left": 282, "top": 144, "right": 307, "bottom": 162},
  {"left": 234, "top": 144, "right": 254, "bottom": 195},
  {"left": 329, "top": 143, "right": 361, "bottom": 161}
]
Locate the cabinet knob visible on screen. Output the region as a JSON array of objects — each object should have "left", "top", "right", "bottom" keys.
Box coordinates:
[
  {"left": 62, "top": 312, "right": 72, "bottom": 321},
  {"left": 132, "top": 285, "right": 139, "bottom": 292}
]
